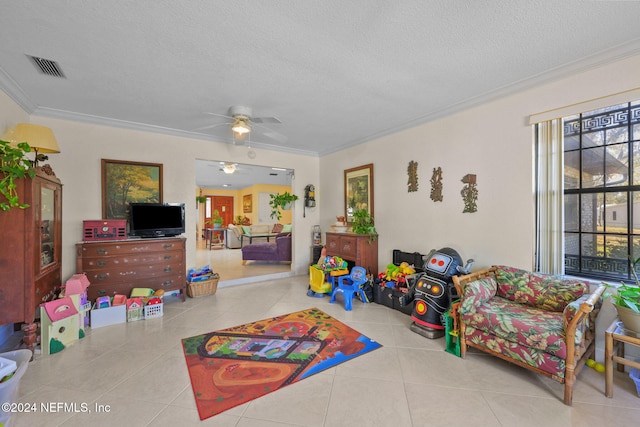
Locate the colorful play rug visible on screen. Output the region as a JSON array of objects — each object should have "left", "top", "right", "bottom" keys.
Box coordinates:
[{"left": 182, "top": 307, "right": 382, "bottom": 420}]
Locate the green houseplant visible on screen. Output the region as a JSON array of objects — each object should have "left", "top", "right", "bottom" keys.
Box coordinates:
[
  {"left": 0, "top": 139, "right": 35, "bottom": 211},
  {"left": 606, "top": 256, "right": 640, "bottom": 333},
  {"left": 212, "top": 209, "right": 223, "bottom": 229},
  {"left": 351, "top": 208, "right": 377, "bottom": 240},
  {"left": 269, "top": 192, "right": 298, "bottom": 220},
  {"left": 205, "top": 209, "right": 223, "bottom": 229}
]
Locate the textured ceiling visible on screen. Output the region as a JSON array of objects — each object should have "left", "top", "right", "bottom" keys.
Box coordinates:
[{"left": 1, "top": 1, "right": 640, "bottom": 157}]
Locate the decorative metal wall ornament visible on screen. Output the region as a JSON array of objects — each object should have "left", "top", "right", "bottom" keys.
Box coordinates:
[
  {"left": 430, "top": 167, "right": 443, "bottom": 202},
  {"left": 407, "top": 161, "right": 418, "bottom": 192},
  {"left": 460, "top": 174, "right": 478, "bottom": 213}
]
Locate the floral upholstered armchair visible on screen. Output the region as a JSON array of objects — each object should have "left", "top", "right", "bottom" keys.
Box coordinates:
[{"left": 452, "top": 265, "right": 606, "bottom": 405}]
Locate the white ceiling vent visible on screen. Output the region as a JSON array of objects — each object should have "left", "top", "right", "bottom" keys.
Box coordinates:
[{"left": 27, "top": 55, "right": 65, "bottom": 78}]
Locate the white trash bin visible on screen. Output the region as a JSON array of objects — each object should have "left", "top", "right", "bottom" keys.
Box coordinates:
[{"left": 0, "top": 350, "right": 32, "bottom": 427}]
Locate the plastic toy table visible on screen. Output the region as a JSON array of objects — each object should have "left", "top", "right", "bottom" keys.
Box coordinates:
[{"left": 604, "top": 318, "right": 640, "bottom": 398}]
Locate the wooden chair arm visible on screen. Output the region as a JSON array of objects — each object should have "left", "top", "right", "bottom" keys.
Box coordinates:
[
  {"left": 565, "top": 283, "right": 606, "bottom": 366},
  {"left": 452, "top": 267, "right": 497, "bottom": 297}
]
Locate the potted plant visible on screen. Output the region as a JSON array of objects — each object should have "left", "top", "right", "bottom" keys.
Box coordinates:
[
  {"left": 606, "top": 257, "right": 640, "bottom": 333},
  {"left": 0, "top": 139, "right": 35, "bottom": 211},
  {"left": 351, "top": 208, "right": 377, "bottom": 240},
  {"left": 212, "top": 209, "right": 223, "bottom": 229},
  {"left": 196, "top": 195, "right": 207, "bottom": 204},
  {"left": 269, "top": 192, "right": 298, "bottom": 220}
]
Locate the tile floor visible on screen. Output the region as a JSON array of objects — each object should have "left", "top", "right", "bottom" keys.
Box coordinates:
[
  {"left": 196, "top": 239, "right": 292, "bottom": 284},
  {"left": 7, "top": 267, "right": 640, "bottom": 426}
]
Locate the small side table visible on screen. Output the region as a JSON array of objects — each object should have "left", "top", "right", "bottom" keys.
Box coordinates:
[{"left": 604, "top": 318, "right": 640, "bottom": 398}]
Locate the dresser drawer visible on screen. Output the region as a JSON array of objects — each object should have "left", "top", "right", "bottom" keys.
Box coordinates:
[
  {"left": 338, "top": 235, "right": 356, "bottom": 258},
  {"left": 83, "top": 260, "right": 183, "bottom": 282},
  {"left": 79, "top": 250, "right": 182, "bottom": 271},
  {"left": 78, "top": 239, "right": 183, "bottom": 257}
]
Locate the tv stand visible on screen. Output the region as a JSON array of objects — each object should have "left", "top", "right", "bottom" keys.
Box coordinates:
[{"left": 76, "top": 237, "right": 186, "bottom": 302}]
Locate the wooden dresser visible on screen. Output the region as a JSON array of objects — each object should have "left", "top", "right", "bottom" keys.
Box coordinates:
[
  {"left": 325, "top": 232, "right": 378, "bottom": 275},
  {"left": 76, "top": 237, "right": 186, "bottom": 301}
]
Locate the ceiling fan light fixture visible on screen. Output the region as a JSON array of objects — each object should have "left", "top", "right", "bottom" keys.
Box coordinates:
[
  {"left": 222, "top": 163, "right": 237, "bottom": 174},
  {"left": 231, "top": 118, "right": 250, "bottom": 135}
]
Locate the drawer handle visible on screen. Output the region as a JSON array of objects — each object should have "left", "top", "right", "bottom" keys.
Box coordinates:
[
  {"left": 97, "top": 260, "right": 107, "bottom": 267},
  {"left": 97, "top": 273, "right": 108, "bottom": 280},
  {"left": 162, "top": 280, "right": 173, "bottom": 287},
  {"left": 163, "top": 244, "right": 172, "bottom": 250},
  {"left": 164, "top": 255, "right": 172, "bottom": 260},
  {"left": 97, "top": 289, "right": 106, "bottom": 296},
  {"left": 97, "top": 248, "right": 107, "bottom": 255},
  {"left": 164, "top": 266, "right": 172, "bottom": 273}
]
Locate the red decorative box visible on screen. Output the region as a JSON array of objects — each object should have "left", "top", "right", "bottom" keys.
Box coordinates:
[{"left": 83, "top": 220, "right": 127, "bottom": 241}]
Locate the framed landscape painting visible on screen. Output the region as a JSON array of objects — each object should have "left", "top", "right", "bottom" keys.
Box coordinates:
[
  {"left": 102, "top": 159, "right": 163, "bottom": 219},
  {"left": 344, "top": 163, "right": 374, "bottom": 223}
]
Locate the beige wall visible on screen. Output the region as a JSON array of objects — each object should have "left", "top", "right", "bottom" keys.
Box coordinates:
[
  {"left": 320, "top": 53, "right": 640, "bottom": 272},
  {"left": 0, "top": 100, "right": 321, "bottom": 279},
  {"left": 3, "top": 53, "right": 640, "bottom": 281}
]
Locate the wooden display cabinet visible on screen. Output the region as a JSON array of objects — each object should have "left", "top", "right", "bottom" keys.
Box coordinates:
[
  {"left": 325, "top": 232, "right": 378, "bottom": 275},
  {"left": 0, "top": 165, "right": 63, "bottom": 352}
]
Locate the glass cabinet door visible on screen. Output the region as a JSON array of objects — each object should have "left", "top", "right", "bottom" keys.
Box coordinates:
[{"left": 39, "top": 182, "right": 58, "bottom": 271}]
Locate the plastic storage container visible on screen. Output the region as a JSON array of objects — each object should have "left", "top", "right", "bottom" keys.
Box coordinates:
[
  {"left": 630, "top": 366, "right": 640, "bottom": 397},
  {"left": 0, "top": 350, "right": 32, "bottom": 427}
]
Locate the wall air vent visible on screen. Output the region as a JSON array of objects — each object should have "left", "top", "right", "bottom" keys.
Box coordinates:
[{"left": 27, "top": 55, "right": 65, "bottom": 78}]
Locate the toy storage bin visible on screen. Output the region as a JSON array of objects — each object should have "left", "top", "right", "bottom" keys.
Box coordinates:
[
  {"left": 187, "top": 274, "right": 219, "bottom": 297},
  {"left": 373, "top": 283, "right": 395, "bottom": 309},
  {"left": 144, "top": 303, "right": 164, "bottom": 319},
  {"left": 91, "top": 303, "right": 126, "bottom": 328},
  {"left": 392, "top": 249, "right": 425, "bottom": 272},
  {"left": 0, "top": 350, "right": 32, "bottom": 427},
  {"left": 631, "top": 367, "right": 640, "bottom": 397}
]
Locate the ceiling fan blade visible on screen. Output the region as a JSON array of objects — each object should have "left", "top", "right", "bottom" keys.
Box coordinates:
[
  {"left": 252, "top": 123, "right": 287, "bottom": 142},
  {"left": 193, "top": 122, "right": 230, "bottom": 131},
  {"left": 204, "top": 112, "right": 234, "bottom": 120},
  {"left": 261, "top": 130, "right": 288, "bottom": 143},
  {"left": 251, "top": 116, "right": 282, "bottom": 124}
]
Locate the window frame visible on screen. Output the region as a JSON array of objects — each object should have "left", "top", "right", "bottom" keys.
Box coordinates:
[{"left": 563, "top": 101, "right": 640, "bottom": 281}]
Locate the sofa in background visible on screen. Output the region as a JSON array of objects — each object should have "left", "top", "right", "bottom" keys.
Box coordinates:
[
  {"left": 452, "top": 265, "right": 606, "bottom": 405},
  {"left": 240, "top": 224, "right": 292, "bottom": 246},
  {"left": 241, "top": 232, "right": 292, "bottom": 264},
  {"left": 225, "top": 224, "right": 242, "bottom": 249}
]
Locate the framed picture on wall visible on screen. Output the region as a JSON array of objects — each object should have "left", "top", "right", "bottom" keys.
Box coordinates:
[
  {"left": 101, "top": 159, "right": 163, "bottom": 219},
  {"left": 344, "top": 163, "right": 374, "bottom": 223},
  {"left": 243, "top": 194, "right": 252, "bottom": 213}
]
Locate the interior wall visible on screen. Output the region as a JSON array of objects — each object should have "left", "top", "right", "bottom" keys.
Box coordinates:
[
  {"left": 319, "top": 53, "right": 640, "bottom": 273},
  {"left": 3, "top": 53, "right": 640, "bottom": 284},
  {"left": 0, "top": 105, "right": 321, "bottom": 280}
]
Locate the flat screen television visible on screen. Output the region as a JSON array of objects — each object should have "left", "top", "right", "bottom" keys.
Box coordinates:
[{"left": 128, "top": 203, "right": 185, "bottom": 238}]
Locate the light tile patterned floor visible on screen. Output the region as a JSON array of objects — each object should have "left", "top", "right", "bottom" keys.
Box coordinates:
[
  {"left": 195, "top": 239, "right": 292, "bottom": 283},
  {"left": 9, "top": 274, "right": 640, "bottom": 426}
]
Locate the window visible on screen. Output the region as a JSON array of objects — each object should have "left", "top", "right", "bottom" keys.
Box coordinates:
[{"left": 564, "top": 101, "right": 640, "bottom": 280}]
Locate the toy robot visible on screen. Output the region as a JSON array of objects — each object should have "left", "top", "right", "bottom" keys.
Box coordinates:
[{"left": 399, "top": 247, "right": 472, "bottom": 339}]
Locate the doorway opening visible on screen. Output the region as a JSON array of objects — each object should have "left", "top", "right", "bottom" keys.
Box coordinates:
[{"left": 195, "top": 159, "right": 295, "bottom": 284}]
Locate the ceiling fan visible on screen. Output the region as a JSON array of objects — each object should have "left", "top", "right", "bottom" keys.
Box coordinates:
[{"left": 196, "top": 105, "right": 286, "bottom": 145}]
